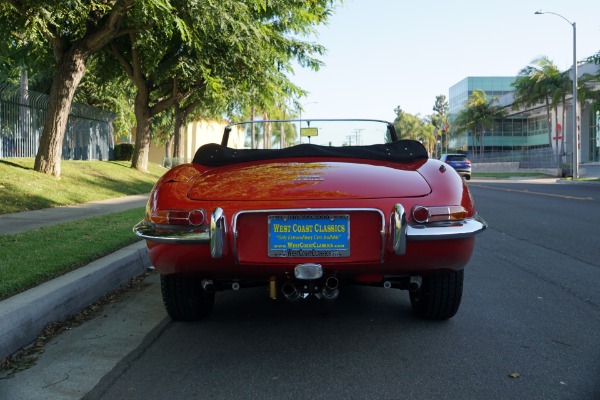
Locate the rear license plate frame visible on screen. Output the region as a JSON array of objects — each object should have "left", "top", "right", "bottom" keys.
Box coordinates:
[{"left": 267, "top": 214, "right": 350, "bottom": 257}]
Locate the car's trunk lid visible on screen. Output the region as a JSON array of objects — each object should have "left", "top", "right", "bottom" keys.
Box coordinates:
[{"left": 187, "top": 161, "right": 430, "bottom": 201}]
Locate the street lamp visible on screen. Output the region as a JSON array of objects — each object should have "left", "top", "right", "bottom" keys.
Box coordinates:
[{"left": 535, "top": 10, "right": 578, "bottom": 178}]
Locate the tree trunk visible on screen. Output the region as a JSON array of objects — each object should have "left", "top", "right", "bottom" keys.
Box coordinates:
[
  {"left": 250, "top": 106, "right": 256, "bottom": 149},
  {"left": 165, "top": 134, "right": 174, "bottom": 168},
  {"left": 480, "top": 123, "right": 484, "bottom": 158},
  {"left": 34, "top": 48, "right": 89, "bottom": 177},
  {"left": 173, "top": 104, "right": 186, "bottom": 163},
  {"left": 131, "top": 89, "right": 152, "bottom": 172},
  {"left": 545, "top": 97, "right": 552, "bottom": 149},
  {"left": 19, "top": 65, "right": 30, "bottom": 144},
  {"left": 263, "top": 111, "right": 271, "bottom": 149}
]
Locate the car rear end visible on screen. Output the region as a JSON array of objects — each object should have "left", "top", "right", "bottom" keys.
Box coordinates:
[
  {"left": 134, "top": 120, "right": 486, "bottom": 321},
  {"left": 443, "top": 154, "right": 472, "bottom": 180}
]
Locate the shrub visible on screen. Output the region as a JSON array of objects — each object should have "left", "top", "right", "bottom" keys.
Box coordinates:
[{"left": 114, "top": 143, "right": 134, "bottom": 161}]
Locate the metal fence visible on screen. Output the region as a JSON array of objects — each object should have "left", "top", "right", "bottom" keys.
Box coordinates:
[
  {"left": 468, "top": 147, "right": 562, "bottom": 168},
  {"left": 0, "top": 83, "right": 115, "bottom": 160}
]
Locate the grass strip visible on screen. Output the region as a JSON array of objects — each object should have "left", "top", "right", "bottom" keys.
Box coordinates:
[{"left": 0, "top": 207, "right": 146, "bottom": 300}]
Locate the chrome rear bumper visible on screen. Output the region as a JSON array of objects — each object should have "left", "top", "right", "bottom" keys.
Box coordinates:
[
  {"left": 391, "top": 204, "right": 486, "bottom": 255},
  {"left": 407, "top": 215, "right": 487, "bottom": 240},
  {"left": 134, "top": 206, "right": 487, "bottom": 258},
  {"left": 133, "top": 220, "right": 210, "bottom": 244}
]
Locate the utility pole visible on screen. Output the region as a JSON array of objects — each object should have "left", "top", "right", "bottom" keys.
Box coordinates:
[{"left": 353, "top": 129, "right": 364, "bottom": 146}]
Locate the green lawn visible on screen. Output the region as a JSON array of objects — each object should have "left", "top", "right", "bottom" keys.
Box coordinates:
[
  {"left": 0, "top": 208, "right": 146, "bottom": 300},
  {"left": 0, "top": 159, "right": 165, "bottom": 214},
  {"left": 0, "top": 159, "right": 165, "bottom": 299}
]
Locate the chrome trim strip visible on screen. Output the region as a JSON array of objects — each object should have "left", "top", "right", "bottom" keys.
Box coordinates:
[
  {"left": 233, "top": 208, "right": 387, "bottom": 263},
  {"left": 391, "top": 204, "right": 407, "bottom": 255},
  {"left": 132, "top": 220, "right": 210, "bottom": 244},
  {"left": 406, "top": 214, "right": 487, "bottom": 241},
  {"left": 210, "top": 207, "right": 227, "bottom": 258}
]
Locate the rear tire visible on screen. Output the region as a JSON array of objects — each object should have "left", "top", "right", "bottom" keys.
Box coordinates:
[
  {"left": 160, "top": 275, "right": 215, "bottom": 321},
  {"left": 409, "top": 270, "right": 463, "bottom": 320}
]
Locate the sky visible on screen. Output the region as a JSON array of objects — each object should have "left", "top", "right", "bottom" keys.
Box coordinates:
[{"left": 289, "top": 0, "right": 600, "bottom": 122}]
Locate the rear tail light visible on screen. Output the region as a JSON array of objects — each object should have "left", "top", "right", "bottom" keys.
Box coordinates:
[
  {"left": 411, "top": 205, "right": 468, "bottom": 224},
  {"left": 466, "top": 160, "right": 471, "bottom": 165},
  {"left": 187, "top": 209, "right": 206, "bottom": 226},
  {"left": 151, "top": 209, "right": 207, "bottom": 226}
]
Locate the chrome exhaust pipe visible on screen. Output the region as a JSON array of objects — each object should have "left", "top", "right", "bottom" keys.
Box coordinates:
[
  {"left": 282, "top": 283, "right": 301, "bottom": 301},
  {"left": 409, "top": 276, "right": 422, "bottom": 292},
  {"left": 202, "top": 279, "right": 215, "bottom": 293},
  {"left": 322, "top": 277, "right": 339, "bottom": 300}
]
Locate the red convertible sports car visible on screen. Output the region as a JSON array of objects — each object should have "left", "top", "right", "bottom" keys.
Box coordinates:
[{"left": 134, "top": 119, "right": 486, "bottom": 321}]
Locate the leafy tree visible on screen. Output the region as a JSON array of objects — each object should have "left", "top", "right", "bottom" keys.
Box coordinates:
[
  {"left": 108, "top": 25, "right": 191, "bottom": 172},
  {"left": 74, "top": 52, "right": 137, "bottom": 141},
  {"left": 107, "top": 0, "right": 337, "bottom": 172},
  {"left": 431, "top": 95, "right": 449, "bottom": 157},
  {"left": 0, "top": 0, "right": 178, "bottom": 177},
  {"left": 0, "top": 43, "right": 54, "bottom": 94},
  {"left": 393, "top": 106, "right": 436, "bottom": 155},
  {"left": 578, "top": 73, "right": 600, "bottom": 118},
  {"left": 452, "top": 90, "right": 504, "bottom": 158}
]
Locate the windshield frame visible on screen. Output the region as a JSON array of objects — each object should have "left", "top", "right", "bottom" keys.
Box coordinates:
[{"left": 222, "top": 119, "right": 398, "bottom": 147}]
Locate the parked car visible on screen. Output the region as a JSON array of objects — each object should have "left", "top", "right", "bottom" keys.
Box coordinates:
[
  {"left": 440, "top": 153, "right": 472, "bottom": 180},
  {"left": 134, "top": 119, "right": 486, "bottom": 321}
]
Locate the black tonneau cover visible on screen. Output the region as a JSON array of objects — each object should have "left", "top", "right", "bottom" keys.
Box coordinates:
[{"left": 193, "top": 140, "right": 428, "bottom": 167}]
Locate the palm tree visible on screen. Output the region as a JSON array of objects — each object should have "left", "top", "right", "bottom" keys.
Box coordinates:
[
  {"left": 512, "top": 56, "right": 564, "bottom": 156},
  {"left": 432, "top": 95, "right": 449, "bottom": 156},
  {"left": 453, "top": 90, "right": 504, "bottom": 158}
]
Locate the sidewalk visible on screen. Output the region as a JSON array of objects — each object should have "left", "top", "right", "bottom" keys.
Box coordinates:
[
  {"left": 0, "top": 194, "right": 152, "bottom": 360},
  {"left": 0, "top": 194, "right": 149, "bottom": 235}
]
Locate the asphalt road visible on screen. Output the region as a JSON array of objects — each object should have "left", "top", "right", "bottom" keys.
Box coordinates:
[{"left": 4, "top": 179, "right": 600, "bottom": 400}]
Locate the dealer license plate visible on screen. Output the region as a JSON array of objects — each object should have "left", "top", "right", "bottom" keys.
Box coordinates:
[{"left": 268, "top": 215, "right": 350, "bottom": 257}]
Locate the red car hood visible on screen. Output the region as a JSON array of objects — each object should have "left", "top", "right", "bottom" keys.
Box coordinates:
[{"left": 187, "top": 161, "right": 431, "bottom": 201}]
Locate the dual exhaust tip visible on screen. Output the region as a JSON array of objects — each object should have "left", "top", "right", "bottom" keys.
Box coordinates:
[{"left": 282, "top": 276, "right": 339, "bottom": 301}]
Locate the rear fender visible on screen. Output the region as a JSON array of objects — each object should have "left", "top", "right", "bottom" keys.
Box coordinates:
[{"left": 417, "top": 159, "right": 475, "bottom": 216}]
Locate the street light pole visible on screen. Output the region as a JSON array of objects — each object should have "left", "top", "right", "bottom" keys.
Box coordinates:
[{"left": 535, "top": 10, "right": 578, "bottom": 178}]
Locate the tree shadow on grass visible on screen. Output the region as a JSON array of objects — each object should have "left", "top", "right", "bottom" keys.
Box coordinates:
[
  {"left": 0, "top": 160, "right": 31, "bottom": 170},
  {"left": 107, "top": 161, "right": 133, "bottom": 168}
]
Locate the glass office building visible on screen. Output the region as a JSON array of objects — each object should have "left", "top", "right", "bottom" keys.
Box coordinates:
[
  {"left": 448, "top": 72, "right": 600, "bottom": 165},
  {"left": 449, "top": 77, "right": 516, "bottom": 117},
  {"left": 449, "top": 77, "right": 519, "bottom": 155}
]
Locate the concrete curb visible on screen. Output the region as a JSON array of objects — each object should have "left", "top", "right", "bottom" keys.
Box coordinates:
[{"left": 0, "top": 241, "right": 151, "bottom": 361}]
